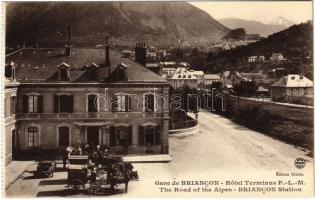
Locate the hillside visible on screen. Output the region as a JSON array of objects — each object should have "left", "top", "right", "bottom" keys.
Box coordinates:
[
  {"left": 200, "top": 22, "right": 313, "bottom": 79},
  {"left": 6, "top": 2, "right": 230, "bottom": 48},
  {"left": 219, "top": 18, "right": 290, "bottom": 37}
]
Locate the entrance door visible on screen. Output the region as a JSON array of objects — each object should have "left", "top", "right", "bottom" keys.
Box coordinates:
[
  {"left": 59, "top": 127, "right": 70, "bottom": 147},
  {"left": 12, "top": 129, "right": 16, "bottom": 159},
  {"left": 87, "top": 127, "right": 99, "bottom": 148}
]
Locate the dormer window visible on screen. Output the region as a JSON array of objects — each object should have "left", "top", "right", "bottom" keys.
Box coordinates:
[
  {"left": 5, "top": 62, "right": 15, "bottom": 80},
  {"left": 57, "top": 62, "right": 70, "bottom": 81},
  {"left": 116, "top": 63, "right": 127, "bottom": 81},
  {"left": 88, "top": 63, "right": 99, "bottom": 80}
]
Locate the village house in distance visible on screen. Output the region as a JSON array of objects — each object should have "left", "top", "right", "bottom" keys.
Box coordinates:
[{"left": 4, "top": 37, "right": 170, "bottom": 165}]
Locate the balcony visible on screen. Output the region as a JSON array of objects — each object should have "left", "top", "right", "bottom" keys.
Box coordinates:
[{"left": 16, "top": 111, "right": 169, "bottom": 120}]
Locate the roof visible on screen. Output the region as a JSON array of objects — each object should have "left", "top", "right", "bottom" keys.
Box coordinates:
[
  {"left": 221, "top": 70, "right": 242, "bottom": 79},
  {"left": 146, "top": 63, "right": 159, "bottom": 68},
  {"left": 170, "top": 67, "right": 198, "bottom": 80},
  {"left": 6, "top": 48, "right": 166, "bottom": 83},
  {"left": 257, "top": 86, "right": 269, "bottom": 92},
  {"left": 271, "top": 74, "right": 313, "bottom": 88},
  {"left": 192, "top": 71, "right": 204, "bottom": 76},
  {"left": 204, "top": 74, "right": 220, "bottom": 80}
]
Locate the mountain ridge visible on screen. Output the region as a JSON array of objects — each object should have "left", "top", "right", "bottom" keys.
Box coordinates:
[
  {"left": 218, "top": 18, "right": 290, "bottom": 37},
  {"left": 6, "top": 2, "right": 230, "bottom": 48}
]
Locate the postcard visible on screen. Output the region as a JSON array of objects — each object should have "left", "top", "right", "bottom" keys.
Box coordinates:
[{"left": 2, "top": 1, "right": 313, "bottom": 197}]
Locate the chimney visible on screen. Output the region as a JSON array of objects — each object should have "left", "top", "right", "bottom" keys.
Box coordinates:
[
  {"left": 135, "top": 42, "right": 146, "bottom": 66},
  {"left": 105, "top": 35, "right": 110, "bottom": 67},
  {"left": 65, "top": 42, "right": 71, "bottom": 56}
]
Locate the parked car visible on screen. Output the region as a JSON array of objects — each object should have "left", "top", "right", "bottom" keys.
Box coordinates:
[{"left": 35, "top": 161, "right": 56, "bottom": 177}]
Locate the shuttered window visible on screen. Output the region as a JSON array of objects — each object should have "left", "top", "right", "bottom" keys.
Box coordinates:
[
  {"left": 10, "top": 96, "right": 16, "bottom": 115},
  {"left": 112, "top": 95, "right": 131, "bottom": 112},
  {"left": 139, "top": 125, "right": 161, "bottom": 146},
  {"left": 144, "top": 94, "right": 155, "bottom": 112},
  {"left": 23, "top": 95, "right": 43, "bottom": 113},
  {"left": 109, "top": 125, "right": 132, "bottom": 146},
  {"left": 28, "top": 127, "right": 39, "bottom": 148},
  {"left": 54, "top": 95, "right": 73, "bottom": 113},
  {"left": 88, "top": 94, "right": 98, "bottom": 112}
]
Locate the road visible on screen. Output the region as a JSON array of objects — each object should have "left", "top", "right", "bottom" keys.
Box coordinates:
[{"left": 6, "top": 111, "right": 313, "bottom": 197}]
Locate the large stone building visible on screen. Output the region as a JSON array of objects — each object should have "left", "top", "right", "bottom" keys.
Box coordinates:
[
  {"left": 5, "top": 40, "right": 170, "bottom": 165},
  {"left": 4, "top": 71, "right": 19, "bottom": 165}
]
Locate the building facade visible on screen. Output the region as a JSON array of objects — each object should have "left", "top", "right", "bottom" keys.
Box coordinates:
[
  {"left": 4, "top": 76, "right": 19, "bottom": 165},
  {"left": 220, "top": 70, "right": 242, "bottom": 87},
  {"left": 271, "top": 74, "right": 313, "bottom": 105},
  {"left": 169, "top": 67, "right": 201, "bottom": 89},
  {"left": 203, "top": 74, "right": 220, "bottom": 86},
  {"left": 5, "top": 43, "right": 170, "bottom": 164}
]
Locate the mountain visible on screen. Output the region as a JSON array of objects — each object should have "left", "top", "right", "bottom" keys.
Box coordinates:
[
  {"left": 223, "top": 28, "right": 246, "bottom": 40},
  {"left": 6, "top": 2, "right": 230, "bottom": 48},
  {"left": 269, "top": 17, "right": 294, "bottom": 27},
  {"left": 219, "top": 18, "right": 289, "bottom": 37},
  {"left": 206, "top": 22, "right": 313, "bottom": 77}
]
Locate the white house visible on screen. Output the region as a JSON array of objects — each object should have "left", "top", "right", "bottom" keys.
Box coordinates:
[
  {"left": 271, "top": 74, "right": 313, "bottom": 105},
  {"left": 270, "top": 53, "right": 284, "bottom": 62},
  {"left": 169, "top": 67, "right": 200, "bottom": 89}
]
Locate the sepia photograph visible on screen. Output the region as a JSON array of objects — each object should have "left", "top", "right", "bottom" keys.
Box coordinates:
[{"left": 2, "top": 0, "right": 314, "bottom": 197}]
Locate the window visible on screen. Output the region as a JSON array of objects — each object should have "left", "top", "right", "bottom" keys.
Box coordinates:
[
  {"left": 5, "top": 64, "right": 15, "bottom": 80},
  {"left": 117, "top": 68, "right": 127, "bottom": 81},
  {"left": 59, "top": 68, "right": 69, "bottom": 81},
  {"left": 139, "top": 125, "right": 160, "bottom": 146},
  {"left": 291, "top": 76, "right": 295, "bottom": 80},
  {"left": 54, "top": 95, "right": 73, "bottom": 113},
  {"left": 88, "top": 94, "right": 98, "bottom": 112},
  {"left": 109, "top": 125, "right": 132, "bottom": 146},
  {"left": 144, "top": 94, "right": 155, "bottom": 112},
  {"left": 10, "top": 96, "right": 16, "bottom": 115},
  {"left": 112, "top": 95, "right": 131, "bottom": 112},
  {"left": 28, "top": 127, "right": 39, "bottom": 148},
  {"left": 59, "top": 127, "right": 69, "bottom": 147},
  {"left": 28, "top": 96, "right": 38, "bottom": 113},
  {"left": 23, "top": 95, "right": 43, "bottom": 113}
]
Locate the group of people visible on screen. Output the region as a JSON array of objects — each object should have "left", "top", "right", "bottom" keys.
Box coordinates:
[{"left": 63, "top": 144, "right": 114, "bottom": 169}]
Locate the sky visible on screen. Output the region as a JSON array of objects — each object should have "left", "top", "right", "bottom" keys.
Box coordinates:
[{"left": 190, "top": 1, "right": 312, "bottom": 24}]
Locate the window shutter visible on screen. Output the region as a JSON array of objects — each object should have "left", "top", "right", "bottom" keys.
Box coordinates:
[
  {"left": 127, "top": 95, "right": 131, "bottom": 111},
  {"left": 23, "top": 95, "right": 28, "bottom": 113},
  {"left": 111, "top": 95, "right": 117, "bottom": 112},
  {"left": 110, "top": 126, "right": 116, "bottom": 146},
  {"left": 53, "top": 95, "right": 59, "bottom": 113},
  {"left": 155, "top": 126, "right": 161, "bottom": 145},
  {"left": 127, "top": 125, "right": 132, "bottom": 146},
  {"left": 38, "top": 95, "right": 43, "bottom": 113},
  {"left": 138, "top": 126, "right": 144, "bottom": 146},
  {"left": 69, "top": 95, "right": 74, "bottom": 113}
]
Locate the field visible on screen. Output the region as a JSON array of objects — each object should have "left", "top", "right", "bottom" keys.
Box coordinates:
[{"left": 224, "top": 95, "right": 313, "bottom": 154}]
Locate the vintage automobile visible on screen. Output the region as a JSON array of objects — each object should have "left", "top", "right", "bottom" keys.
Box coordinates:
[
  {"left": 35, "top": 161, "right": 56, "bottom": 178},
  {"left": 67, "top": 165, "right": 88, "bottom": 190}
]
